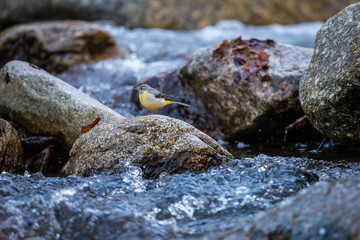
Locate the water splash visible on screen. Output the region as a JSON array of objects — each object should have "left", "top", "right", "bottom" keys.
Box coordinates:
[{"left": 1, "top": 155, "right": 359, "bottom": 239}]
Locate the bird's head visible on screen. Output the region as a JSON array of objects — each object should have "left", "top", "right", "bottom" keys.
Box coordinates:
[{"left": 135, "top": 84, "right": 151, "bottom": 93}]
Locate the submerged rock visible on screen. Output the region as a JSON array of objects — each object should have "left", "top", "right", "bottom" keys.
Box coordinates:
[
  {"left": 0, "top": 60, "right": 125, "bottom": 152},
  {"left": 0, "top": 0, "right": 357, "bottom": 30},
  {"left": 300, "top": 2, "right": 360, "bottom": 145},
  {"left": 0, "top": 118, "right": 24, "bottom": 173},
  {"left": 180, "top": 37, "right": 314, "bottom": 141},
  {"left": 0, "top": 21, "right": 123, "bottom": 73},
  {"left": 61, "top": 115, "right": 233, "bottom": 178},
  {"left": 214, "top": 173, "right": 360, "bottom": 239}
]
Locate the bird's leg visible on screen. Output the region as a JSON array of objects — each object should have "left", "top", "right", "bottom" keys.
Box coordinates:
[{"left": 154, "top": 110, "right": 159, "bottom": 114}]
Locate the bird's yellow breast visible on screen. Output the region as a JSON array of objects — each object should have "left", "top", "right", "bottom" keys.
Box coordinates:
[{"left": 139, "top": 91, "right": 167, "bottom": 110}]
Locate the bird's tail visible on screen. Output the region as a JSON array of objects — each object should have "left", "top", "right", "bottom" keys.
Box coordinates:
[{"left": 165, "top": 100, "right": 191, "bottom": 107}]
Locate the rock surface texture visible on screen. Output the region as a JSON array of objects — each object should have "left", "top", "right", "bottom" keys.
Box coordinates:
[
  {"left": 0, "top": 21, "right": 123, "bottom": 73},
  {"left": 300, "top": 2, "right": 360, "bottom": 145},
  {"left": 0, "top": 0, "right": 357, "bottom": 30},
  {"left": 213, "top": 173, "right": 360, "bottom": 239},
  {"left": 61, "top": 115, "right": 233, "bottom": 178},
  {"left": 0, "top": 118, "right": 24, "bottom": 173},
  {"left": 180, "top": 38, "right": 313, "bottom": 140},
  {"left": 0, "top": 60, "right": 125, "bottom": 152}
]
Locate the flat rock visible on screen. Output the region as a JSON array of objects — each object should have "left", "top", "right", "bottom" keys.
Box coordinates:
[
  {"left": 299, "top": 2, "right": 360, "bottom": 145},
  {"left": 0, "top": 20, "right": 123, "bottom": 73},
  {"left": 212, "top": 172, "right": 360, "bottom": 239},
  {"left": 0, "top": 118, "right": 24, "bottom": 173},
  {"left": 0, "top": 0, "right": 357, "bottom": 30},
  {"left": 180, "top": 37, "right": 314, "bottom": 141},
  {"left": 61, "top": 115, "right": 233, "bottom": 178},
  {"left": 0, "top": 60, "right": 125, "bottom": 152}
]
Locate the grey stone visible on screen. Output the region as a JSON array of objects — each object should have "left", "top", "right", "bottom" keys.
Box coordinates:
[
  {"left": 61, "top": 115, "right": 233, "bottom": 178},
  {"left": 0, "top": 60, "right": 125, "bottom": 152},
  {"left": 299, "top": 2, "right": 360, "bottom": 145},
  {"left": 212, "top": 173, "right": 360, "bottom": 239}
]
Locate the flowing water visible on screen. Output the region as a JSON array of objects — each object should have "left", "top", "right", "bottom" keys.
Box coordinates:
[
  {"left": 1, "top": 155, "right": 359, "bottom": 239},
  {"left": 2, "top": 21, "right": 360, "bottom": 239}
]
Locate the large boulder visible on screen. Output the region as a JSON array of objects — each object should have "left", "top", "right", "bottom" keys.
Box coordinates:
[
  {"left": 61, "top": 115, "right": 233, "bottom": 178},
  {"left": 180, "top": 37, "right": 313, "bottom": 141},
  {"left": 299, "top": 3, "right": 360, "bottom": 145},
  {"left": 0, "top": 60, "right": 125, "bottom": 152},
  {"left": 0, "top": 118, "right": 24, "bottom": 173},
  {"left": 0, "top": 0, "right": 357, "bottom": 30},
  {"left": 0, "top": 21, "right": 123, "bottom": 73},
  {"left": 213, "top": 172, "right": 360, "bottom": 239}
]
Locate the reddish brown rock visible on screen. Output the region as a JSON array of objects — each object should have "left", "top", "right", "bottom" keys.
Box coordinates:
[{"left": 180, "top": 37, "right": 314, "bottom": 141}]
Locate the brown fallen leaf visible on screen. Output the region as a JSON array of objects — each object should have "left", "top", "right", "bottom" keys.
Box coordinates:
[{"left": 81, "top": 117, "right": 101, "bottom": 133}]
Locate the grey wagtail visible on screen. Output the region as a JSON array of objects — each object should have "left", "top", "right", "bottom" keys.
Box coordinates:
[{"left": 135, "top": 84, "right": 190, "bottom": 113}]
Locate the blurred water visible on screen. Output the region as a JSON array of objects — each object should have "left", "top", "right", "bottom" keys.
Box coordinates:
[
  {"left": 1, "top": 155, "right": 359, "bottom": 239},
  {"left": 100, "top": 20, "right": 321, "bottom": 61}
]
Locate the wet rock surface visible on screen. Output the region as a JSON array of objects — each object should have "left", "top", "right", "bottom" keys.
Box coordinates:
[
  {"left": 61, "top": 115, "right": 233, "bottom": 178},
  {"left": 1, "top": 156, "right": 359, "bottom": 239},
  {"left": 0, "top": 118, "right": 24, "bottom": 173},
  {"left": 0, "top": 0, "right": 357, "bottom": 30},
  {"left": 213, "top": 172, "right": 360, "bottom": 240},
  {"left": 180, "top": 37, "right": 314, "bottom": 141},
  {"left": 300, "top": 2, "right": 360, "bottom": 145},
  {"left": 0, "top": 21, "right": 123, "bottom": 73},
  {"left": 0, "top": 60, "right": 125, "bottom": 152}
]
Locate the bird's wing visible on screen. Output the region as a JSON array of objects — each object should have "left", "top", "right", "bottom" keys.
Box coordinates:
[
  {"left": 149, "top": 88, "right": 172, "bottom": 100},
  {"left": 155, "top": 92, "right": 171, "bottom": 101}
]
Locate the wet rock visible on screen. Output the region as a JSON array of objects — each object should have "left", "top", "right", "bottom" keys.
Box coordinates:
[
  {"left": 213, "top": 172, "right": 360, "bottom": 239},
  {"left": 0, "top": 21, "right": 123, "bottom": 73},
  {"left": 61, "top": 115, "right": 233, "bottom": 178},
  {"left": 300, "top": 3, "right": 360, "bottom": 145},
  {"left": 0, "top": 0, "right": 357, "bottom": 30},
  {"left": 180, "top": 37, "right": 314, "bottom": 141},
  {"left": 0, "top": 60, "right": 125, "bottom": 152},
  {"left": 131, "top": 69, "right": 225, "bottom": 140},
  {"left": 0, "top": 118, "right": 24, "bottom": 173}
]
